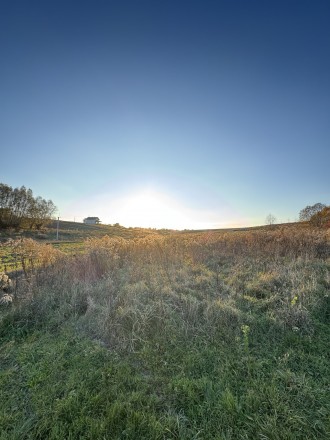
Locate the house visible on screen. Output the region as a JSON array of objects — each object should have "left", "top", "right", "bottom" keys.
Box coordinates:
[{"left": 83, "top": 217, "right": 101, "bottom": 225}]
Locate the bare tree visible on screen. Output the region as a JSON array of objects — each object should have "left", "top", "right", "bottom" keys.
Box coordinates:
[{"left": 266, "top": 213, "right": 277, "bottom": 225}]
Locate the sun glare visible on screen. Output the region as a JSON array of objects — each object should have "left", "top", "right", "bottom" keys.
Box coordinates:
[
  {"left": 114, "top": 191, "right": 192, "bottom": 229},
  {"left": 63, "top": 188, "right": 245, "bottom": 230}
]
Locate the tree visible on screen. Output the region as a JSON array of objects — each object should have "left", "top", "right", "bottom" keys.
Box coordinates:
[
  {"left": 28, "top": 197, "right": 57, "bottom": 229},
  {"left": 299, "top": 203, "right": 326, "bottom": 222},
  {"left": 266, "top": 213, "right": 277, "bottom": 225},
  {"left": 0, "top": 183, "right": 57, "bottom": 230},
  {"left": 309, "top": 206, "right": 330, "bottom": 227}
]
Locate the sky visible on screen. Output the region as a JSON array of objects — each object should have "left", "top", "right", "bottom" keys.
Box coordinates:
[{"left": 1, "top": 0, "right": 329, "bottom": 229}]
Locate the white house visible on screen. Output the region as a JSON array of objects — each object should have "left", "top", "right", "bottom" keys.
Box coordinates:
[{"left": 83, "top": 217, "right": 101, "bottom": 225}]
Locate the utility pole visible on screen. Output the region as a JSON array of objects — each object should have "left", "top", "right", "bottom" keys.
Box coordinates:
[{"left": 56, "top": 217, "right": 60, "bottom": 240}]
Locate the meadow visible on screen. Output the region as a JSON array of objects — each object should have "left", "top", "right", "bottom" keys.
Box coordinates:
[
  {"left": 0, "top": 225, "right": 329, "bottom": 439},
  {"left": 0, "top": 220, "right": 172, "bottom": 273}
]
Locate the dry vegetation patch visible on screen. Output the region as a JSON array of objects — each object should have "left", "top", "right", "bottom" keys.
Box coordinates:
[{"left": 0, "top": 226, "right": 329, "bottom": 439}]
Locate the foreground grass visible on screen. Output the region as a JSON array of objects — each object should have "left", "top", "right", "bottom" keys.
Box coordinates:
[
  {"left": 1, "top": 320, "right": 329, "bottom": 439},
  {"left": 1, "top": 228, "right": 329, "bottom": 439}
]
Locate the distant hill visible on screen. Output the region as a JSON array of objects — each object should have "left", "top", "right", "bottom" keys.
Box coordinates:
[
  {"left": 0, "top": 219, "right": 306, "bottom": 243},
  {"left": 42, "top": 220, "right": 174, "bottom": 241}
]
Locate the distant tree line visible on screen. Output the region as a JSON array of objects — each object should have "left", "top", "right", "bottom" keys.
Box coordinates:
[{"left": 0, "top": 183, "right": 57, "bottom": 230}]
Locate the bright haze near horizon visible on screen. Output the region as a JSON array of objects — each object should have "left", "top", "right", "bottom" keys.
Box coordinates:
[{"left": 1, "top": 0, "right": 329, "bottom": 229}]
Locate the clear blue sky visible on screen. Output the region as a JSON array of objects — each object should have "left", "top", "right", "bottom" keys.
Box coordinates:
[{"left": 1, "top": 0, "right": 329, "bottom": 228}]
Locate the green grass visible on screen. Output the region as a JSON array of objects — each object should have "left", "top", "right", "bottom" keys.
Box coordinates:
[
  {"left": 1, "top": 302, "right": 329, "bottom": 439},
  {"left": 0, "top": 229, "right": 329, "bottom": 439},
  {"left": 0, "top": 245, "right": 15, "bottom": 272}
]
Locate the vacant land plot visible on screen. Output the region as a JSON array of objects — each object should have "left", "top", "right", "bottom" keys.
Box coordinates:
[{"left": 0, "top": 226, "right": 329, "bottom": 439}]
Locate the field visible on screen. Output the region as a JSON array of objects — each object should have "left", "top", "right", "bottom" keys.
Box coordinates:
[
  {"left": 0, "top": 220, "right": 173, "bottom": 272},
  {"left": 0, "top": 225, "right": 329, "bottom": 439}
]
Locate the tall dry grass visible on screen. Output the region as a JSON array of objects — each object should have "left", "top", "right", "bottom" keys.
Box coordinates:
[{"left": 4, "top": 226, "right": 328, "bottom": 351}]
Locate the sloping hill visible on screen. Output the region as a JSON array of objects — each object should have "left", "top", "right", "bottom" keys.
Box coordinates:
[{"left": 46, "top": 220, "right": 174, "bottom": 241}]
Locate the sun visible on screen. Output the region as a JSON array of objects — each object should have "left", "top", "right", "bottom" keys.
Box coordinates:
[
  {"left": 115, "top": 190, "right": 191, "bottom": 229},
  {"left": 63, "top": 187, "right": 243, "bottom": 230}
]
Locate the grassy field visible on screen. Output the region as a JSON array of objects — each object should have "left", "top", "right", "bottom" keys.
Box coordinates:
[
  {"left": 0, "top": 220, "right": 301, "bottom": 273},
  {"left": 0, "top": 221, "right": 173, "bottom": 272},
  {"left": 0, "top": 226, "right": 329, "bottom": 439},
  {"left": 45, "top": 220, "right": 175, "bottom": 241}
]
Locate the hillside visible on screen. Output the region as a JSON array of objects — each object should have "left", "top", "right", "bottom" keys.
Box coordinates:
[
  {"left": 0, "top": 221, "right": 312, "bottom": 274},
  {"left": 0, "top": 218, "right": 308, "bottom": 243},
  {"left": 0, "top": 220, "right": 174, "bottom": 242}
]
